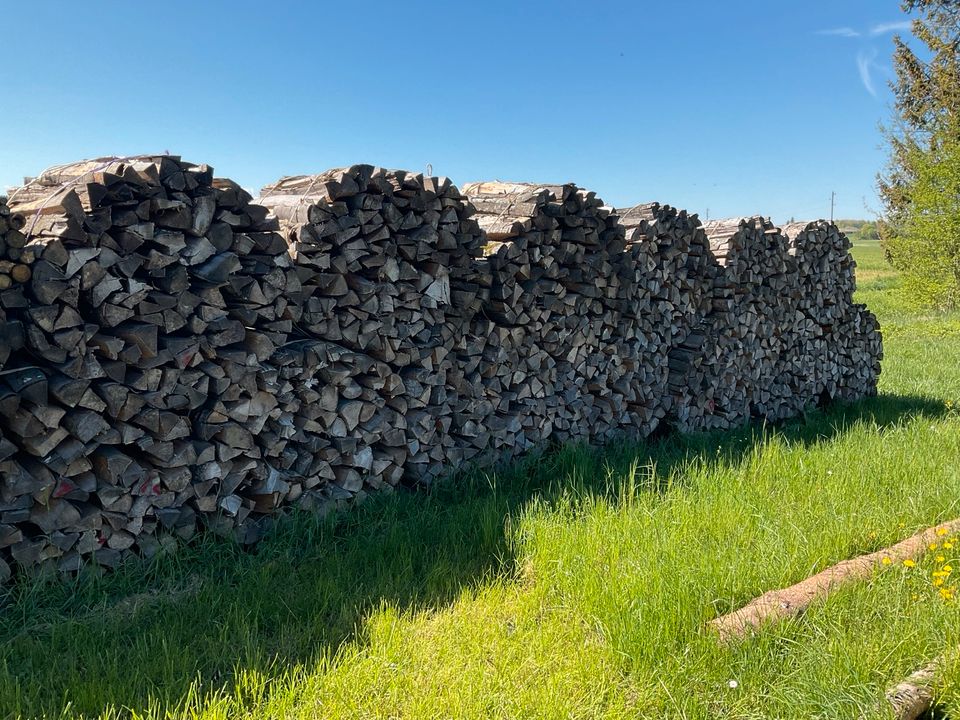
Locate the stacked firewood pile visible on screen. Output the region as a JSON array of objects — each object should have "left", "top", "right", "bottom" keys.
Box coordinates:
[
  {"left": 257, "top": 166, "right": 487, "bottom": 491},
  {"left": 617, "top": 210, "right": 882, "bottom": 432},
  {"left": 0, "top": 198, "right": 30, "bottom": 366},
  {"left": 783, "top": 220, "right": 882, "bottom": 403},
  {"left": 696, "top": 217, "right": 800, "bottom": 427},
  {"left": 0, "top": 155, "right": 883, "bottom": 579},
  {"left": 0, "top": 156, "right": 304, "bottom": 571},
  {"left": 617, "top": 203, "right": 720, "bottom": 431},
  {"left": 460, "top": 182, "right": 652, "bottom": 452}
]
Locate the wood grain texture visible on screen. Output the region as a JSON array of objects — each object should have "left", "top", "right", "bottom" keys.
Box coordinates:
[{"left": 0, "top": 159, "right": 883, "bottom": 580}]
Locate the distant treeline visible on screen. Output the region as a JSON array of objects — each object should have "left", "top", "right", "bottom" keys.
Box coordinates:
[{"left": 834, "top": 220, "right": 881, "bottom": 244}]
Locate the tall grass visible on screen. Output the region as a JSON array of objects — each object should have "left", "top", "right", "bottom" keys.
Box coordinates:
[{"left": 2, "top": 238, "right": 959, "bottom": 719}]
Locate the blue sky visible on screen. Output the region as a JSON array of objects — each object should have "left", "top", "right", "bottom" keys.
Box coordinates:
[{"left": 0, "top": 1, "right": 911, "bottom": 221}]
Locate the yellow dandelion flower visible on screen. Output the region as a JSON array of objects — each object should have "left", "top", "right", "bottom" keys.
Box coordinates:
[
  {"left": 882, "top": 557, "right": 893, "bottom": 566},
  {"left": 944, "top": 542, "right": 954, "bottom": 550},
  {"left": 930, "top": 543, "right": 939, "bottom": 551},
  {"left": 933, "top": 570, "right": 950, "bottom": 578},
  {"left": 937, "top": 528, "right": 949, "bottom": 537},
  {"left": 904, "top": 559, "right": 917, "bottom": 568},
  {"left": 935, "top": 577, "right": 945, "bottom": 587},
  {"left": 937, "top": 555, "right": 946, "bottom": 563},
  {"left": 939, "top": 588, "right": 955, "bottom": 600},
  {"left": 944, "top": 565, "right": 953, "bottom": 573}
]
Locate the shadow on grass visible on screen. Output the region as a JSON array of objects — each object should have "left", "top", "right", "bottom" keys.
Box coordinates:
[{"left": 0, "top": 392, "right": 946, "bottom": 718}]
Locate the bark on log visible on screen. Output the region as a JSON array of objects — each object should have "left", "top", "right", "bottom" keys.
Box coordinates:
[{"left": 708, "top": 519, "right": 960, "bottom": 641}]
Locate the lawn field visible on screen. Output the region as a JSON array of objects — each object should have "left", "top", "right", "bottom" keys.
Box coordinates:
[{"left": 1, "top": 239, "right": 960, "bottom": 719}]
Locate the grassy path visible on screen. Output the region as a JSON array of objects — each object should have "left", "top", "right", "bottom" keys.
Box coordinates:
[{"left": 1, "top": 240, "right": 959, "bottom": 719}]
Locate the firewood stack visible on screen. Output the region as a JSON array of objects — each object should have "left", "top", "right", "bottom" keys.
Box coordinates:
[
  {"left": 257, "top": 166, "right": 487, "bottom": 492},
  {"left": 0, "top": 198, "right": 32, "bottom": 293},
  {"left": 782, "top": 221, "right": 882, "bottom": 403},
  {"left": 617, "top": 203, "right": 721, "bottom": 431},
  {"left": 0, "top": 156, "right": 300, "bottom": 571},
  {"left": 460, "top": 181, "right": 643, "bottom": 452},
  {"left": 698, "top": 217, "right": 802, "bottom": 425},
  {"left": 0, "top": 154, "right": 884, "bottom": 581},
  {"left": 0, "top": 198, "right": 30, "bottom": 364}
]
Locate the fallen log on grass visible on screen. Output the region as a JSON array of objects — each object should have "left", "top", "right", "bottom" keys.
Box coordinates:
[
  {"left": 882, "top": 655, "right": 942, "bottom": 720},
  {"left": 708, "top": 519, "right": 960, "bottom": 641}
]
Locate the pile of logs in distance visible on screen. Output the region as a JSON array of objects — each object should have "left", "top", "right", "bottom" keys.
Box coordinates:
[{"left": 0, "top": 156, "right": 882, "bottom": 579}]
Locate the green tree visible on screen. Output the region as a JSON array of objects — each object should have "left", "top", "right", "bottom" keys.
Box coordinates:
[
  {"left": 879, "top": 0, "right": 960, "bottom": 305},
  {"left": 889, "top": 125, "right": 960, "bottom": 304},
  {"left": 858, "top": 221, "right": 879, "bottom": 242}
]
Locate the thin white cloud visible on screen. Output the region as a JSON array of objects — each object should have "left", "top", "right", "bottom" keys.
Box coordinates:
[
  {"left": 869, "top": 20, "right": 912, "bottom": 35},
  {"left": 816, "top": 20, "right": 912, "bottom": 38},
  {"left": 817, "top": 27, "right": 861, "bottom": 37},
  {"left": 857, "top": 49, "right": 878, "bottom": 97}
]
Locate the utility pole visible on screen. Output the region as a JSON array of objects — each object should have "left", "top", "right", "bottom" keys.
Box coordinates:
[
  {"left": 705, "top": 207, "right": 710, "bottom": 221},
  {"left": 830, "top": 191, "right": 835, "bottom": 223}
]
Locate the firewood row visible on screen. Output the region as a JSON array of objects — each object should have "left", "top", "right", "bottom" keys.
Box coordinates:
[
  {"left": 617, "top": 203, "right": 718, "bottom": 431},
  {"left": 257, "top": 166, "right": 487, "bottom": 491},
  {"left": 455, "top": 181, "right": 654, "bottom": 458},
  {"left": 0, "top": 156, "right": 882, "bottom": 580},
  {"left": 783, "top": 221, "right": 882, "bottom": 403},
  {"left": 634, "top": 214, "right": 883, "bottom": 432}
]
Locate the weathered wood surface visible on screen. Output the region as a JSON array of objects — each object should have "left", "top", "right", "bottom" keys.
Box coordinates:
[
  {"left": 0, "top": 157, "right": 882, "bottom": 580},
  {"left": 258, "top": 166, "right": 486, "bottom": 487},
  {"left": 882, "top": 655, "right": 943, "bottom": 720}
]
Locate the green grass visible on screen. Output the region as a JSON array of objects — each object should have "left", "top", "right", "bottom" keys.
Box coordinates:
[{"left": 3, "top": 237, "right": 960, "bottom": 719}]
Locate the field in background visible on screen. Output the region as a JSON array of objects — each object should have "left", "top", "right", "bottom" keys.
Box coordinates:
[{"left": 0, "top": 237, "right": 959, "bottom": 719}]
